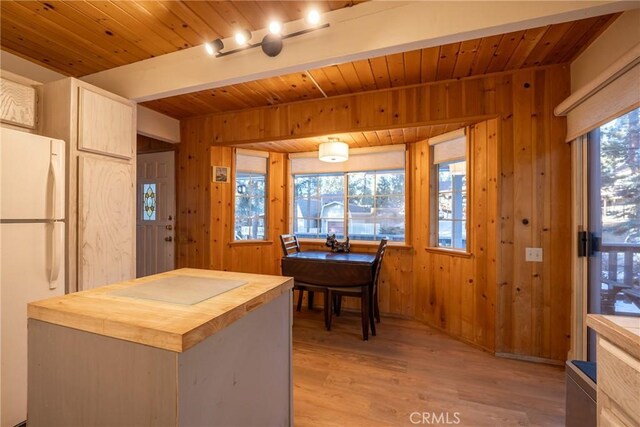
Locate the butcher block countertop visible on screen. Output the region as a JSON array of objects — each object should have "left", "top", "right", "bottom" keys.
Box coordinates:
[
  {"left": 28, "top": 268, "right": 293, "bottom": 353},
  {"left": 586, "top": 314, "right": 640, "bottom": 360}
]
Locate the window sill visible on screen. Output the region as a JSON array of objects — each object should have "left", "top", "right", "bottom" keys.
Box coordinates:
[
  {"left": 228, "top": 240, "right": 273, "bottom": 247},
  {"left": 424, "top": 247, "right": 472, "bottom": 258}
]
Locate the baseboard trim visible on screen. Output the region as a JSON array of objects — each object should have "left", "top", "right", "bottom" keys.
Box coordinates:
[{"left": 495, "top": 352, "right": 565, "bottom": 366}]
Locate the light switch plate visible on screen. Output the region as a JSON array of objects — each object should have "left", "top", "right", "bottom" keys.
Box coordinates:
[{"left": 525, "top": 247, "right": 543, "bottom": 262}]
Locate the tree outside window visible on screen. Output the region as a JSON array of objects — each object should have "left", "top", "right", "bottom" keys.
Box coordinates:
[{"left": 235, "top": 172, "right": 266, "bottom": 240}]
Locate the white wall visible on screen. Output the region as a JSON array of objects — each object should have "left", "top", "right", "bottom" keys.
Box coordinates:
[
  {"left": 137, "top": 106, "right": 180, "bottom": 144},
  {"left": 0, "top": 51, "right": 65, "bottom": 83},
  {"left": 571, "top": 9, "right": 640, "bottom": 92}
]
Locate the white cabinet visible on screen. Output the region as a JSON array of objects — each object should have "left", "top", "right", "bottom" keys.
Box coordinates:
[
  {"left": 42, "top": 78, "right": 136, "bottom": 292},
  {"left": 78, "top": 156, "right": 135, "bottom": 290},
  {"left": 78, "top": 87, "right": 133, "bottom": 159}
]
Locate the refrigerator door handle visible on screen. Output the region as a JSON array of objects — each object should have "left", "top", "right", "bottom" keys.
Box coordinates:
[
  {"left": 50, "top": 222, "right": 62, "bottom": 289},
  {"left": 50, "top": 141, "right": 62, "bottom": 219}
]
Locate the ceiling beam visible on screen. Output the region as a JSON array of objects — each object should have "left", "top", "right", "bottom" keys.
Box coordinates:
[
  {"left": 180, "top": 64, "right": 567, "bottom": 146},
  {"left": 81, "top": 1, "right": 637, "bottom": 102}
]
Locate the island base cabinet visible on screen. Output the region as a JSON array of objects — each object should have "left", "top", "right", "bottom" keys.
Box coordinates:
[
  {"left": 596, "top": 337, "right": 640, "bottom": 427},
  {"left": 27, "top": 292, "right": 292, "bottom": 426}
]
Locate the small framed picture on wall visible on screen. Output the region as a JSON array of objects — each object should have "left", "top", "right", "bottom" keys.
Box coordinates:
[{"left": 212, "top": 166, "right": 230, "bottom": 183}]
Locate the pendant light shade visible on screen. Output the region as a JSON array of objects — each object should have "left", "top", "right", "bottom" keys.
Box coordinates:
[{"left": 319, "top": 139, "right": 349, "bottom": 163}]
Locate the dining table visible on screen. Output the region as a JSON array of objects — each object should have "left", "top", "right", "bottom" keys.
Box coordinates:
[
  {"left": 280, "top": 250, "right": 377, "bottom": 288},
  {"left": 281, "top": 250, "right": 378, "bottom": 336}
]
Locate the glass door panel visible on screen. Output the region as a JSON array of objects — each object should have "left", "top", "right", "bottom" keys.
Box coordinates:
[{"left": 587, "top": 107, "right": 640, "bottom": 359}]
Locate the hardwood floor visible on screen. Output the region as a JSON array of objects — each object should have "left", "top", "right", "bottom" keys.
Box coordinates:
[{"left": 293, "top": 310, "right": 565, "bottom": 426}]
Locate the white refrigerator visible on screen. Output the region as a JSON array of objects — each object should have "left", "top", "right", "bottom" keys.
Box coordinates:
[{"left": 0, "top": 127, "right": 66, "bottom": 427}]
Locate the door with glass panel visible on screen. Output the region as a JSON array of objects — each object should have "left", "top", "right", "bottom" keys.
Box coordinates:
[
  {"left": 585, "top": 108, "right": 640, "bottom": 360},
  {"left": 136, "top": 151, "right": 176, "bottom": 277}
]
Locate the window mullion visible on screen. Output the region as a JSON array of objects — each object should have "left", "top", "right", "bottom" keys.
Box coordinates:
[{"left": 344, "top": 173, "right": 349, "bottom": 238}]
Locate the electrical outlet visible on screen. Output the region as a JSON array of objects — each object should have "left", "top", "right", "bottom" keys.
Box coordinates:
[{"left": 525, "top": 247, "right": 543, "bottom": 262}]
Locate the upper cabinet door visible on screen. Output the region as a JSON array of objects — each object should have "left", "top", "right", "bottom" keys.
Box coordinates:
[{"left": 78, "top": 87, "right": 133, "bottom": 159}]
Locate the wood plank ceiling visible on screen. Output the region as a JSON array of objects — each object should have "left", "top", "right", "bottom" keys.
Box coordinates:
[
  {"left": 0, "top": 0, "right": 361, "bottom": 76},
  {"left": 235, "top": 122, "right": 472, "bottom": 153}
]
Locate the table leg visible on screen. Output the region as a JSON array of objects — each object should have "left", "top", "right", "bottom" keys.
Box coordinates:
[
  {"left": 308, "top": 291, "right": 315, "bottom": 309},
  {"left": 324, "top": 290, "right": 332, "bottom": 331}
]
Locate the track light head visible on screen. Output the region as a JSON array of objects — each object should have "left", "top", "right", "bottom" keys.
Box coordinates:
[
  {"left": 268, "top": 21, "right": 283, "bottom": 35},
  {"left": 306, "top": 9, "right": 321, "bottom": 26},
  {"left": 204, "top": 38, "right": 224, "bottom": 56},
  {"left": 234, "top": 29, "right": 252, "bottom": 46}
]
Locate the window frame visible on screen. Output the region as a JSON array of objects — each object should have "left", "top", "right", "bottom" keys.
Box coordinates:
[
  {"left": 290, "top": 168, "right": 408, "bottom": 243},
  {"left": 427, "top": 131, "right": 472, "bottom": 256},
  {"left": 232, "top": 150, "right": 269, "bottom": 242}
]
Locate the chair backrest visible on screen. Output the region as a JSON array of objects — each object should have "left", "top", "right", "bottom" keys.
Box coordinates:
[
  {"left": 280, "top": 234, "right": 300, "bottom": 256},
  {"left": 372, "top": 239, "right": 388, "bottom": 287}
]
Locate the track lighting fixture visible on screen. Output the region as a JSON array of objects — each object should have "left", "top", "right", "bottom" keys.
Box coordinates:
[{"left": 203, "top": 12, "right": 329, "bottom": 59}]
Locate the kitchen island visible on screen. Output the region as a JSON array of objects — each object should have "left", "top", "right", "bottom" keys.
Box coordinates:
[{"left": 27, "top": 268, "right": 293, "bottom": 426}]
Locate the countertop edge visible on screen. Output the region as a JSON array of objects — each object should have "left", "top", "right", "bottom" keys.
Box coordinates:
[
  {"left": 27, "top": 305, "right": 184, "bottom": 352},
  {"left": 586, "top": 314, "right": 640, "bottom": 360}
]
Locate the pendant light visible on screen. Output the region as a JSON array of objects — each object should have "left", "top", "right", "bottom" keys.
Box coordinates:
[{"left": 319, "top": 138, "right": 349, "bottom": 163}]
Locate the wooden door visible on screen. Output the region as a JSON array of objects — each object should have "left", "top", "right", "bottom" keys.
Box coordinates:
[{"left": 136, "top": 151, "right": 176, "bottom": 277}]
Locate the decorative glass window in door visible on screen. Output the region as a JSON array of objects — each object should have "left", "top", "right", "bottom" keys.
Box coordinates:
[{"left": 143, "top": 183, "right": 157, "bottom": 221}]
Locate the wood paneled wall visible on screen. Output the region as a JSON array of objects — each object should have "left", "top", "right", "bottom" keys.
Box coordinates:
[
  {"left": 177, "top": 120, "right": 288, "bottom": 276},
  {"left": 178, "top": 65, "right": 572, "bottom": 362},
  {"left": 410, "top": 120, "right": 499, "bottom": 351}
]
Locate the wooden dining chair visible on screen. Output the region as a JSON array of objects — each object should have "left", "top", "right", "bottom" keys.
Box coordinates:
[
  {"left": 328, "top": 239, "right": 388, "bottom": 340},
  {"left": 279, "top": 234, "right": 317, "bottom": 312}
]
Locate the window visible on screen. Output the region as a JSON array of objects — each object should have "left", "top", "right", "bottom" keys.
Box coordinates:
[
  {"left": 142, "top": 183, "right": 157, "bottom": 221},
  {"left": 234, "top": 150, "right": 268, "bottom": 240},
  {"left": 429, "top": 129, "right": 468, "bottom": 251},
  {"left": 291, "top": 146, "right": 406, "bottom": 242},
  {"left": 347, "top": 170, "right": 405, "bottom": 241},
  {"left": 293, "top": 174, "right": 345, "bottom": 239}
]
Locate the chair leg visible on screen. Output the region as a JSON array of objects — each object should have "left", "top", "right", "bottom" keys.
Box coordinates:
[
  {"left": 296, "top": 289, "right": 303, "bottom": 312},
  {"left": 374, "top": 290, "right": 381, "bottom": 323},
  {"left": 361, "top": 286, "right": 369, "bottom": 341},
  {"left": 308, "top": 291, "right": 315, "bottom": 310},
  {"left": 324, "top": 290, "right": 332, "bottom": 331},
  {"left": 369, "top": 309, "right": 377, "bottom": 336},
  {"left": 368, "top": 287, "right": 376, "bottom": 336}
]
